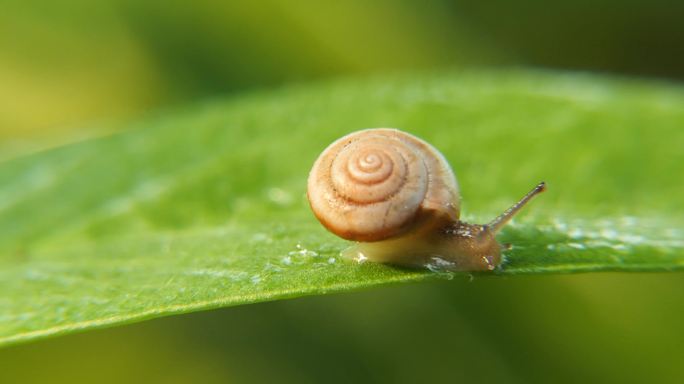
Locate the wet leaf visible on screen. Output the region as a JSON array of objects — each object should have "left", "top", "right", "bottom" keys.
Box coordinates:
[{"left": 1, "top": 70, "right": 683, "bottom": 347}]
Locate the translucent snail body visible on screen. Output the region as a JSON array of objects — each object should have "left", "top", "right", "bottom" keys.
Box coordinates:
[{"left": 307, "top": 128, "right": 545, "bottom": 271}]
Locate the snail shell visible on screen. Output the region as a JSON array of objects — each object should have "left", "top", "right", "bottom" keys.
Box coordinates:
[{"left": 307, "top": 128, "right": 459, "bottom": 242}]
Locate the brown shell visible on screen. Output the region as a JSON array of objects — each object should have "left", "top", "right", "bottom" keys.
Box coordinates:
[{"left": 307, "top": 128, "right": 460, "bottom": 241}]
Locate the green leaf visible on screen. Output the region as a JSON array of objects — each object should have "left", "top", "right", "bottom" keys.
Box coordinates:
[{"left": 1, "top": 70, "right": 683, "bottom": 347}]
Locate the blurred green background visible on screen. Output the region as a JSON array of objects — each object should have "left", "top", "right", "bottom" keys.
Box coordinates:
[
  {"left": 1, "top": 1, "right": 683, "bottom": 383},
  {"left": 3, "top": 0, "right": 684, "bottom": 153}
]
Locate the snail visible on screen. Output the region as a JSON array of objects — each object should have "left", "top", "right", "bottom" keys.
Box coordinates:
[{"left": 307, "top": 128, "right": 546, "bottom": 271}]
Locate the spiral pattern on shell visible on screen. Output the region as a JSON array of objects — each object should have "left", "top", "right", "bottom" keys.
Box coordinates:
[{"left": 307, "top": 128, "right": 460, "bottom": 241}]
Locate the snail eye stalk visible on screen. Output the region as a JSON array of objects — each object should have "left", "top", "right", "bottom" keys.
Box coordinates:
[{"left": 487, "top": 182, "right": 546, "bottom": 234}]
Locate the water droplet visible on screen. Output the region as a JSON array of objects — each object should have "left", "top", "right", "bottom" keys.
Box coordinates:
[
  {"left": 267, "top": 187, "right": 293, "bottom": 206},
  {"left": 250, "top": 233, "right": 273, "bottom": 244},
  {"left": 187, "top": 269, "right": 249, "bottom": 282},
  {"left": 349, "top": 250, "right": 368, "bottom": 264},
  {"left": 425, "top": 256, "right": 456, "bottom": 271},
  {"left": 288, "top": 243, "right": 319, "bottom": 258},
  {"left": 618, "top": 234, "right": 646, "bottom": 245},
  {"left": 482, "top": 255, "right": 496, "bottom": 270},
  {"left": 599, "top": 228, "right": 618, "bottom": 240},
  {"left": 611, "top": 244, "right": 628, "bottom": 251},
  {"left": 263, "top": 262, "right": 283, "bottom": 272},
  {"left": 552, "top": 218, "right": 568, "bottom": 231}
]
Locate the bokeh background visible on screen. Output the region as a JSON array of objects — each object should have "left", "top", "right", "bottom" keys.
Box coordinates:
[
  {"left": 1, "top": 1, "right": 683, "bottom": 383},
  {"left": 3, "top": 0, "right": 684, "bottom": 155}
]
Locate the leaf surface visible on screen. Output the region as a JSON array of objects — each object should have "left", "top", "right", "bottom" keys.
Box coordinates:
[{"left": 1, "top": 70, "right": 683, "bottom": 347}]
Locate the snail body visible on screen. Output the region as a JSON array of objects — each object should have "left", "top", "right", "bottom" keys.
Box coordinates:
[{"left": 307, "top": 128, "right": 545, "bottom": 272}]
